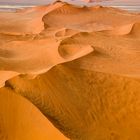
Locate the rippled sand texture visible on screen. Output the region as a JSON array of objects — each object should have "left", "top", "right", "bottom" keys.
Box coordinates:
[{"left": 0, "top": 1, "right": 140, "bottom": 140}]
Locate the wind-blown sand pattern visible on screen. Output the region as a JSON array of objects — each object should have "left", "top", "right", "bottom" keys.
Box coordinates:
[{"left": 0, "top": 1, "right": 140, "bottom": 140}]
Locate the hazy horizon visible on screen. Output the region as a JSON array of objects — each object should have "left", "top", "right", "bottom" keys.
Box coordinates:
[{"left": 0, "top": 0, "right": 140, "bottom": 5}]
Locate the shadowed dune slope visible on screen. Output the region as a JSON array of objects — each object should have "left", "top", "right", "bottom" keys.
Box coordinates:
[
  {"left": 0, "top": 1, "right": 140, "bottom": 140},
  {"left": 3, "top": 64, "right": 140, "bottom": 140}
]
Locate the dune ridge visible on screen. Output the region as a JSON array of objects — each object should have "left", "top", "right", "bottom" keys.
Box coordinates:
[{"left": 0, "top": 1, "right": 140, "bottom": 140}]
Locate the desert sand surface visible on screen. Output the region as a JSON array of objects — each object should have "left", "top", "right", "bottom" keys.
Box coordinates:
[{"left": 0, "top": 1, "right": 140, "bottom": 140}]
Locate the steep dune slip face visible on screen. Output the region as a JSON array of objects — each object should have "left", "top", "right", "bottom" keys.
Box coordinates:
[{"left": 0, "top": 1, "right": 140, "bottom": 140}]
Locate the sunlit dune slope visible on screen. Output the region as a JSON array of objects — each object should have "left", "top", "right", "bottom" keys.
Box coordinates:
[
  {"left": 0, "top": 88, "right": 68, "bottom": 140},
  {"left": 0, "top": 2, "right": 64, "bottom": 35},
  {"left": 3, "top": 64, "right": 140, "bottom": 140},
  {"left": 0, "top": 1, "right": 140, "bottom": 140}
]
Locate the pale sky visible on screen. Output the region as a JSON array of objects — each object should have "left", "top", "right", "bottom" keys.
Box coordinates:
[{"left": 0, "top": 0, "right": 139, "bottom": 5}]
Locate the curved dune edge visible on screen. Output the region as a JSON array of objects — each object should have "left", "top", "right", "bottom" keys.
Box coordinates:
[
  {"left": 104, "top": 22, "right": 140, "bottom": 35},
  {"left": 2, "top": 62, "right": 140, "bottom": 140},
  {"left": 0, "top": 1, "right": 140, "bottom": 140},
  {"left": 0, "top": 38, "right": 94, "bottom": 88},
  {"left": 0, "top": 2, "right": 66, "bottom": 35},
  {"left": 0, "top": 87, "right": 69, "bottom": 140}
]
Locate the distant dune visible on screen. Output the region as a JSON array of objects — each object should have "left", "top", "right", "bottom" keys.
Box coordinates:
[
  {"left": 82, "top": 0, "right": 110, "bottom": 2},
  {"left": 0, "top": 1, "right": 140, "bottom": 140}
]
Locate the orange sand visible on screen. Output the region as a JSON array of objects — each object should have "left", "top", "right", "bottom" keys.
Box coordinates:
[{"left": 0, "top": 1, "right": 140, "bottom": 140}]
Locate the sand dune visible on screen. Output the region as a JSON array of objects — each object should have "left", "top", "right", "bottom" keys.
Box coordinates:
[
  {"left": 0, "top": 88, "right": 68, "bottom": 140},
  {"left": 107, "top": 22, "right": 140, "bottom": 36},
  {"left": 0, "top": 2, "right": 64, "bottom": 35},
  {"left": 0, "top": 1, "right": 140, "bottom": 140},
  {"left": 129, "top": 22, "right": 140, "bottom": 36},
  {"left": 55, "top": 28, "right": 79, "bottom": 38},
  {"left": 42, "top": 3, "right": 140, "bottom": 32}
]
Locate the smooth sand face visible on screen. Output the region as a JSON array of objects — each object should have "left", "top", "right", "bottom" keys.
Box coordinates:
[
  {"left": 0, "top": 1, "right": 140, "bottom": 140},
  {"left": 0, "top": 88, "right": 69, "bottom": 140}
]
